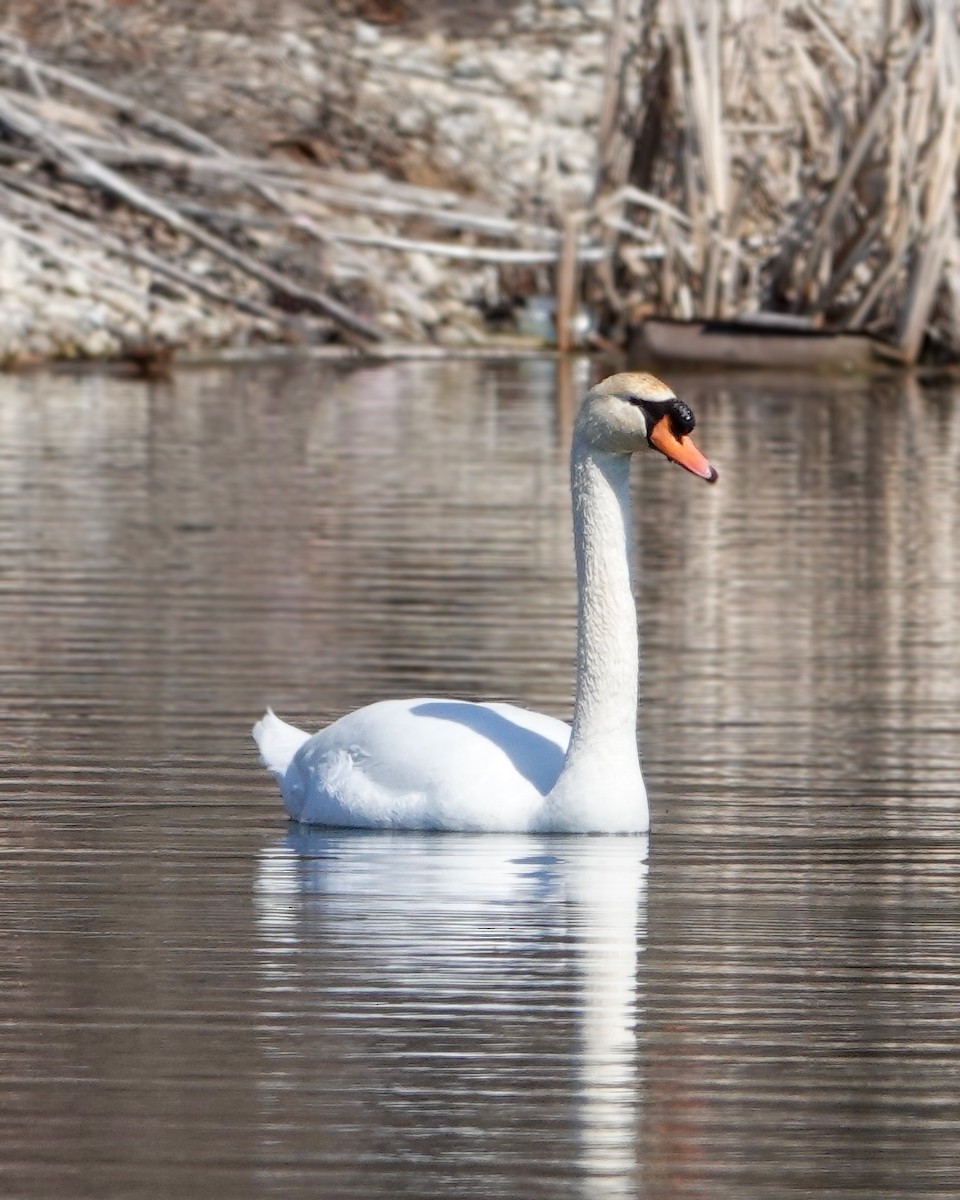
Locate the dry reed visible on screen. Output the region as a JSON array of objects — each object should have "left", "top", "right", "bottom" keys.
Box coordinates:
[{"left": 588, "top": 0, "right": 960, "bottom": 363}]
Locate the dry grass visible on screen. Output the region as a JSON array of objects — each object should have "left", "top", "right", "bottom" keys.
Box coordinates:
[
  {"left": 588, "top": 0, "right": 960, "bottom": 362},
  {"left": 4, "top": 0, "right": 960, "bottom": 360}
]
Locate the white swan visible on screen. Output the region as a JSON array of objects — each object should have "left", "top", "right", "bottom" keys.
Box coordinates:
[{"left": 253, "top": 372, "right": 717, "bottom": 833}]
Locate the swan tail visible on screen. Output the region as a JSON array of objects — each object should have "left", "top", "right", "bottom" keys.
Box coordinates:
[{"left": 252, "top": 708, "right": 311, "bottom": 777}]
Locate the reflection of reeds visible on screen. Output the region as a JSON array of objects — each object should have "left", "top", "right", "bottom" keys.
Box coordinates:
[{"left": 587, "top": 0, "right": 960, "bottom": 363}]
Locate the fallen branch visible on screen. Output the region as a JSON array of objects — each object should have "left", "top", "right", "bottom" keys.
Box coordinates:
[
  {"left": 320, "top": 226, "right": 607, "bottom": 263},
  {"left": 53, "top": 134, "right": 561, "bottom": 244},
  {"left": 0, "top": 92, "right": 386, "bottom": 342},
  {"left": 0, "top": 210, "right": 163, "bottom": 312},
  {"left": 0, "top": 45, "right": 465, "bottom": 207},
  {"left": 0, "top": 36, "right": 236, "bottom": 160},
  {"left": 0, "top": 173, "right": 299, "bottom": 326}
]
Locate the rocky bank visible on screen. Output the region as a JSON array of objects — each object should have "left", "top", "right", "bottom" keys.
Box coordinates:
[{"left": 0, "top": 0, "right": 615, "bottom": 366}]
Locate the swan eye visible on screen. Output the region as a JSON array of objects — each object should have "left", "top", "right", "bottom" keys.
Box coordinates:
[
  {"left": 669, "top": 400, "right": 695, "bottom": 437},
  {"left": 633, "top": 396, "right": 696, "bottom": 438}
]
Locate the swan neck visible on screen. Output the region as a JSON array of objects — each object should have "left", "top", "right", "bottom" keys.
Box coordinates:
[
  {"left": 537, "top": 432, "right": 648, "bottom": 832},
  {"left": 564, "top": 437, "right": 640, "bottom": 763}
]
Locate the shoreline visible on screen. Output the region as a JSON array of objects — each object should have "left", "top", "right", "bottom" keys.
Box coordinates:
[
  {"left": 14, "top": 334, "right": 948, "bottom": 391},
  {"left": 1, "top": 1, "right": 610, "bottom": 369},
  {"left": 3, "top": 2, "right": 960, "bottom": 371}
]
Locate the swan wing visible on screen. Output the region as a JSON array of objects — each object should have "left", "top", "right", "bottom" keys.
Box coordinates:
[{"left": 268, "top": 698, "right": 570, "bottom": 832}]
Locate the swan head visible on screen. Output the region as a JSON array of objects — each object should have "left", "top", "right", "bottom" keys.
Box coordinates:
[{"left": 577, "top": 372, "right": 718, "bottom": 482}]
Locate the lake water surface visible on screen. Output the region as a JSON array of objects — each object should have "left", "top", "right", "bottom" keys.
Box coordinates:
[{"left": 0, "top": 357, "right": 958, "bottom": 1198}]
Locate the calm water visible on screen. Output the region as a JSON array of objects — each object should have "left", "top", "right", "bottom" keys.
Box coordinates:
[{"left": 0, "top": 357, "right": 958, "bottom": 1199}]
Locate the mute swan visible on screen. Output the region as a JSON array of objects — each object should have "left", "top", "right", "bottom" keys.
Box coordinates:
[{"left": 253, "top": 372, "right": 717, "bottom": 833}]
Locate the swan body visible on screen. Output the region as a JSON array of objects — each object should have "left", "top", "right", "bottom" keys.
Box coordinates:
[
  {"left": 254, "top": 372, "right": 717, "bottom": 833},
  {"left": 254, "top": 700, "right": 569, "bottom": 832}
]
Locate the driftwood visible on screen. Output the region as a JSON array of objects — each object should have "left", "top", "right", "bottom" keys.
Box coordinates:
[
  {"left": 0, "top": 34, "right": 233, "bottom": 158},
  {"left": 46, "top": 133, "right": 563, "bottom": 243},
  {"left": 0, "top": 174, "right": 297, "bottom": 326},
  {"left": 36, "top": 132, "right": 563, "bottom": 245},
  {"left": 0, "top": 210, "right": 167, "bottom": 309},
  {"left": 0, "top": 91, "right": 386, "bottom": 342},
  {"left": 319, "top": 227, "right": 605, "bottom": 264},
  {"left": 0, "top": 33, "right": 595, "bottom": 354}
]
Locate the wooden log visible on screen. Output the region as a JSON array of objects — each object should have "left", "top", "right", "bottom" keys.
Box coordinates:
[
  {"left": 268, "top": 184, "right": 561, "bottom": 244},
  {"left": 633, "top": 317, "right": 880, "bottom": 371}
]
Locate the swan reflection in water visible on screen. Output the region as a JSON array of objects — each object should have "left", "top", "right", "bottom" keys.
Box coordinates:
[{"left": 255, "top": 830, "right": 648, "bottom": 1199}]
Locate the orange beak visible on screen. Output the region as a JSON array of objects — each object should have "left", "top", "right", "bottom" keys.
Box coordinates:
[{"left": 648, "top": 416, "right": 718, "bottom": 483}]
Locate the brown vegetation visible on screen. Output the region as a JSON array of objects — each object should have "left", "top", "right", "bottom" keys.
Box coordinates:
[
  {"left": 584, "top": 0, "right": 960, "bottom": 364},
  {"left": 2, "top": 0, "right": 960, "bottom": 364}
]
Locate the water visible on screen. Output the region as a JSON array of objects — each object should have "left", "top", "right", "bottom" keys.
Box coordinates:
[{"left": 0, "top": 358, "right": 958, "bottom": 1198}]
